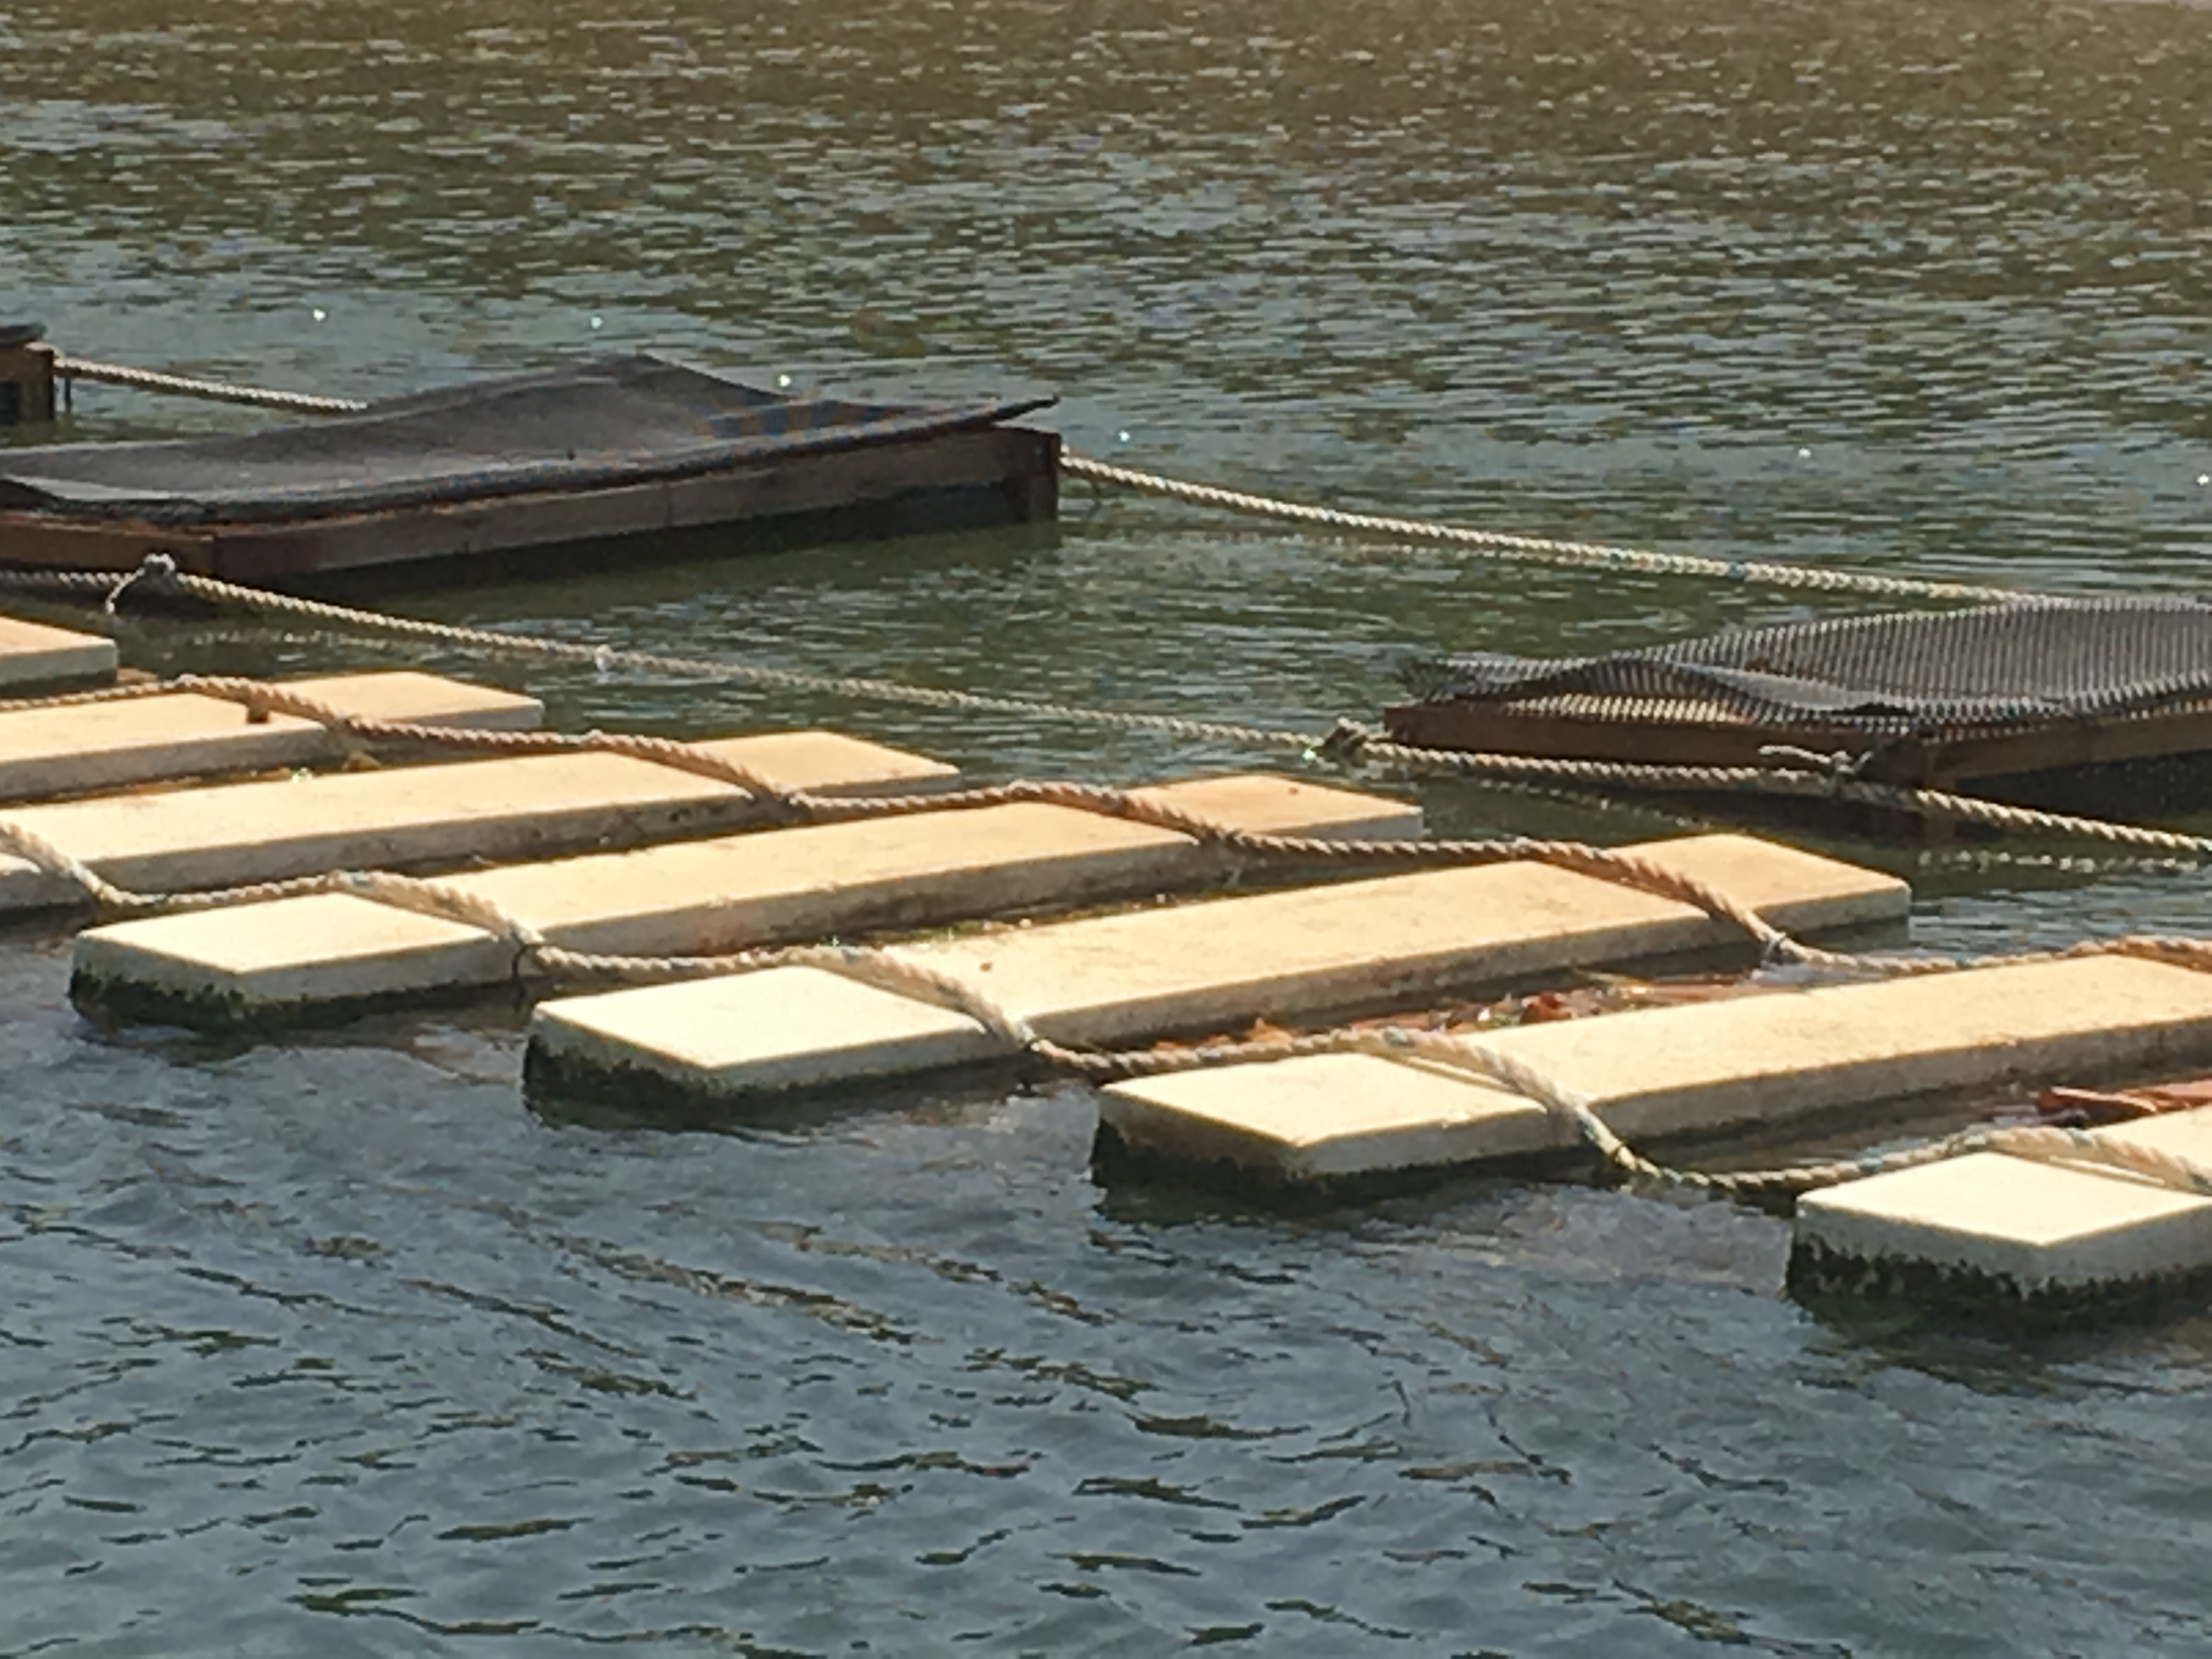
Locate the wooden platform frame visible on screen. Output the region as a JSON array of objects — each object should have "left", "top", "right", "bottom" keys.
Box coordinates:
[
  {"left": 1385, "top": 696, "right": 2212, "bottom": 795},
  {"left": 0, "top": 426, "right": 1059, "bottom": 585}
]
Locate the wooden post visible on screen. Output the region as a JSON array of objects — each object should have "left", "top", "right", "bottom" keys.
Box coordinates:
[{"left": 0, "top": 324, "right": 57, "bottom": 427}]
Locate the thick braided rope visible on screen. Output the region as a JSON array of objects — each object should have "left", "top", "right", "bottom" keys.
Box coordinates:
[
  {"left": 0, "top": 664, "right": 1838, "bottom": 963},
  {"left": 0, "top": 678, "right": 188, "bottom": 715},
  {"left": 74, "top": 564, "right": 2212, "bottom": 861},
  {"left": 1061, "top": 453, "right": 2039, "bottom": 606},
  {"left": 10, "top": 651, "right": 2208, "bottom": 866},
  {"left": 7, "top": 665, "right": 2164, "bottom": 873},
  {"left": 499, "top": 831, "right": 1804, "bottom": 988},
  {"left": 0, "top": 669, "right": 797, "bottom": 799},
  {"left": 1339, "top": 725, "right": 2212, "bottom": 860},
  {"left": 6, "top": 552, "right": 2203, "bottom": 860},
  {"left": 32, "top": 347, "right": 2045, "bottom": 605},
  {"left": 52, "top": 357, "right": 369, "bottom": 416},
  {"left": 133, "top": 673, "right": 807, "bottom": 802},
  {"left": 0, "top": 822, "right": 531, "bottom": 923}
]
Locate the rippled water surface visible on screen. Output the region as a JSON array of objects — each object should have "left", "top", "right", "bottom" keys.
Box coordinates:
[{"left": 5, "top": 0, "right": 2212, "bottom": 1651}]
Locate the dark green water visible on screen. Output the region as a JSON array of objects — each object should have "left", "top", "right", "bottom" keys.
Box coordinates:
[{"left": 4, "top": 1, "right": 2212, "bottom": 1651}]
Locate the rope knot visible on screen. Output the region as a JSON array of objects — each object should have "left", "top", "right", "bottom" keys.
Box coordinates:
[
  {"left": 1311, "top": 718, "right": 1376, "bottom": 765},
  {"left": 103, "top": 552, "right": 188, "bottom": 616},
  {"left": 1758, "top": 743, "right": 1871, "bottom": 792}
]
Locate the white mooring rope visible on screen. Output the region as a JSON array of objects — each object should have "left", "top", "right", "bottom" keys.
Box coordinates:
[
  {"left": 47, "top": 351, "right": 2060, "bottom": 607},
  {"left": 1058, "top": 453, "right": 2044, "bottom": 608}
]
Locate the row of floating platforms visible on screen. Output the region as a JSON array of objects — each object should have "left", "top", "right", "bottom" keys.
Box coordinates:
[
  {"left": 0, "top": 337, "right": 1058, "bottom": 584},
  {"left": 8, "top": 610, "right": 2212, "bottom": 1325}
]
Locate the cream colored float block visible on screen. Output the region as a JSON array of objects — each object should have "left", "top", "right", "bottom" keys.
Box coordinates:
[
  {"left": 532, "top": 968, "right": 1008, "bottom": 1100},
  {"left": 0, "top": 672, "right": 543, "bottom": 802},
  {"left": 0, "top": 729, "right": 955, "bottom": 912},
  {"left": 1794, "top": 1096, "right": 2212, "bottom": 1301},
  {"left": 0, "top": 614, "right": 117, "bottom": 690},
  {"left": 524, "top": 833, "right": 1907, "bottom": 1105},
  {"left": 1098, "top": 956, "right": 2212, "bottom": 1183},
  {"left": 71, "top": 775, "right": 1418, "bottom": 1024}
]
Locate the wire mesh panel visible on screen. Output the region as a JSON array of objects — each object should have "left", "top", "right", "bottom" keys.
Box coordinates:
[{"left": 0, "top": 356, "right": 1052, "bottom": 524}]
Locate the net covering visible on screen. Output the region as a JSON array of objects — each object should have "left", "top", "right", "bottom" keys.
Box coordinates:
[
  {"left": 1404, "top": 600, "right": 2212, "bottom": 736},
  {"left": 0, "top": 356, "right": 1053, "bottom": 524}
]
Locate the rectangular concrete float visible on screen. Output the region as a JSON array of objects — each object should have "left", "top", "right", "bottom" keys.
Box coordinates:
[
  {"left": 1792, "top": 1097, "right": 2212, "bottom": 1310},
  {"left": 71, "top": 774, "right": 1421, "bottom": 1026},
  {"left": 0, "top": 671, "right": 543, "bottom": 802},
  {"left": 0, "top": 728, "right": 956, "bottom": 914},
  {"left": 522, "top": 832, "right": 1908, "bottom": 1109},
  {"left": 1097, "top": 955, "right": 2212, "bottom": 1187},
  {"left": 0, "top": 613, "right": 117, "bottom": 691}
]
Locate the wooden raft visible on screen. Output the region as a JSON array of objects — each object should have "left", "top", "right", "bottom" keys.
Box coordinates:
[{"left": 0, "top": 428, "right": 1058, "bottom": 584}]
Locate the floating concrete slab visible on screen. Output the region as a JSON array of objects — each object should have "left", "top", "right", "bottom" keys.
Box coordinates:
[
  {"left": 71, "top": 774, "right": 1419, "bottom": 1026},
  {"left": 524, "top": 832, "right": 1908, "bottom": 1108},
  {"left": 0, "top": 672, "right": 543, "bottom": 802},
  {"left": 0, "top": 614, "right": 117, "bottom": 691},
  {"left": 0, "top": 729, "right": 956, "bottom": 913},
  {"left": 1097, "top": 955, "right": 2212, "bottom": 1186},
  {"left": 1792, "top": 1092, "right": 2212, "bottom": 1308}
]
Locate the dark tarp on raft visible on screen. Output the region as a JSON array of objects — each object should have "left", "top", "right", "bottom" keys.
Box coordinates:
[
  {"left": 1402, "top": 600, "right": 2212, "bottom": 736},
  {"left": 0, "top": 355, "right": 1056, "bottom": 525}
]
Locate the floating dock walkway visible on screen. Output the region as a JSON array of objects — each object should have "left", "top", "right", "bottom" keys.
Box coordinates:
[
  {"left": 520, "top": 835, "right": 1906, "bottom": 1107},
  {"left": 0, "top": 670, "right": 540, "bottom": 800},
  {"left": 1097, "top": 956, "right": 2212, "bottom": 1186},
  {"left": 0, "top": 712, "right": 953, "bottom": 913},
  {"left": 72, "top": 774, "right": 1419, "bottom": 1025},
  {"left": 16, "top": 607, "right": 2212, "bottom": 1326}
]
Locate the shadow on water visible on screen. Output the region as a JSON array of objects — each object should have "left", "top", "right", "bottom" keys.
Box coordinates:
[{"left": 1796, "top": 1290, "right": 2212, "bottom": 1392}]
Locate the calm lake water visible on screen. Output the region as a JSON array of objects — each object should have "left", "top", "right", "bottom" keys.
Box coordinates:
[{"left": 5, "top": 0, "right": 2212, "bottom": 1651}]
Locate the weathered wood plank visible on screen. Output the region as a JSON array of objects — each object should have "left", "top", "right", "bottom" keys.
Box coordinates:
[
  {"left": 0, "top": 671, "right": 541, "bottom": 802},
  {"left": 0, "top": 614, "right": 117, "bottom": 690},
  {"left": 0, "top": 729, "right": 956, "bottom": 913},
  {"left": 1385, "top": 696, "right": 2212, "bottom": 792},
  {"left": 1097, "top": 957, "right": 2212, "bottom": 1186},
  {"left": 0, "top": 427, "right": 1057, "bottom": 583},
  {"left": 71, "top": 774, "right": 1419, "bottom": 1027},
  {"left": 1793, "top": 1096, "right": 2212, "bottom": 1307},
  {"left": 523, "top": 834, "right": 1908, "bottom": 1108}
]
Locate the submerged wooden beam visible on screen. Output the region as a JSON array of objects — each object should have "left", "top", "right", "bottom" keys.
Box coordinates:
[
  {"left": 70, "top": 774, "right": 1421, "bottom": 1028},
  {"left": 1096, "top": 956, "right": 2212, "bottom": 1187},
  {"left": 0, "top": 614, "right": 117, "bottom": 692},
  {"left": 0, "top": 729, "right": 956, "bottom": 914},
  {"left": 1792, "top": 1099, "right": 2212, "bottom": 1311},
  {"left": 0, "top": 671, "right": 541, "bottom": 802},
  {"left": 522, "top": 834, "right": 1908, "bottom": 1109}
]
